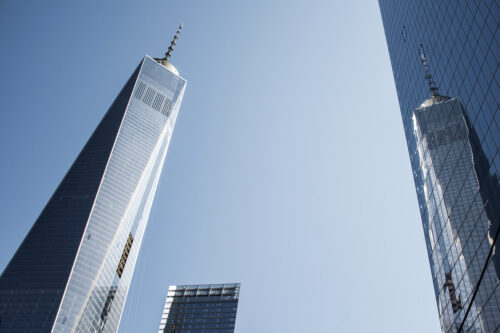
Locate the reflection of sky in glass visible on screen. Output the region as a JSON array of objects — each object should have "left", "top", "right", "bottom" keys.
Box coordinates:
[{"left": 381, "top": 0, "right": 500, "bottom": 330}]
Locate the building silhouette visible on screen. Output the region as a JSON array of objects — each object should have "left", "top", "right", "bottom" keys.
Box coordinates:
[
  {"left": 158, "top": 283, "right": 240, "bottom": 333},
  {"left": 0, "top": 26, "right": 186, "bottom": 332},
  {"left": 379, "top": 1, "right": 499, "bottom": 332}
]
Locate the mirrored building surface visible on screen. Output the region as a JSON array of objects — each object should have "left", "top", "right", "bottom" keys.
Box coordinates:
[
  {"left": 0, "top": 55, "right": 186, "bottom": 333},
  {"left": 158, "top": 283, "right": 240, "bottom": 333},
  {"left": 379, "top": 1, "right": 499, "bottom": 332}
]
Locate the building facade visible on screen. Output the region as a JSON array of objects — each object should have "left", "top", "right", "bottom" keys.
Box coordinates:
[
  {"left": 0, "top": 53, "right": 186, "bottom": 332},
  {"left": 158, "top": 283, "right": 240, "bottom": 333},
  {"left": 379, "top": 1, "right": 499, "bottom": 332}
]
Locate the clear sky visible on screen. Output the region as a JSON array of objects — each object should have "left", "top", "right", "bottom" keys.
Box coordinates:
[{"left": 0, "top": 0, "right": 441, "bottom": 332}]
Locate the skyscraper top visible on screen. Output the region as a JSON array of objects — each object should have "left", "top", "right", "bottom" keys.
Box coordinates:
[
  {"left": 158, "top": 283, "right": 240, "bottom": 333},
  {"left": 155, "top": 23, "right": 183, "bottom": 75},
  {"left": 0, "top": 54, "right": 187, "bottom": 332}
]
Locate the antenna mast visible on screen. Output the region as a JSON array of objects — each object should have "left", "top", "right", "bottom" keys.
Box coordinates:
[
  {"left": 165, "top": 23, "right": 183, "bottom": 62},
  {"left": 419, "top": 44, "right": 439, "bottom": 97}
]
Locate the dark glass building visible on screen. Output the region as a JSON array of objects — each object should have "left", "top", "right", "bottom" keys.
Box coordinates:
[
  {"left": 0, "top": 34, "right": 187, "bottom": 332},
  {"left": 158, "top": 283, "right": 241, "bottom": 333},
  {"left": 379, "top": 1, "right": 499, "bottom": 332}
]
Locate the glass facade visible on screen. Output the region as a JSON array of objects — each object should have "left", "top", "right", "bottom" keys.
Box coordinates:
[
  {"left": 0, "top": 56, "right": 186, "bottom": 333},
  {"left": 158, "top": 283, "right": 240, "bottom": 333},
  {"left": 379, "top": 1, "right": 499, "bottom": 332}
]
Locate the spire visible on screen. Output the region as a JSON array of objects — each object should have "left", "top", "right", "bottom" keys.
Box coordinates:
[
  {"left": 165, "top": 23, "right": 183, "bottom": 62},
  {"left": 154, "top": 24, "right": 183, "bottom": 75},
  {"left": 419, "top": 44, "right": 439, "bottom": 97}
]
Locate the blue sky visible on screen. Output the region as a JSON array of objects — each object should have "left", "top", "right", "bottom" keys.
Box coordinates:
[{"left": 0, "top": 1, "right": 441, "bottom": 332}]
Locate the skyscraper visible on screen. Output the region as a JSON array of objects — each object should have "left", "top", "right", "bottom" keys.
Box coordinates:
[
  {"left": 0, "top": 26, "right": 187, "bottom": 332},
  {"left": 158, "top": 283, "right": 240, "bottom": 333},
  {"left": 379, "top": 1, "right": 499, "bottom": 332}
]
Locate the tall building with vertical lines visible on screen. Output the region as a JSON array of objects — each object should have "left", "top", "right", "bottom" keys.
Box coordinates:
[
  {"left": 0, "top": 27, "right": 187, "bottom": 332},
  {"left": 379, "top": 1, "right": 499, "bottom": 332},
  {"left": 158, "top": 283, "right": 240, "bottom": 333}
]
